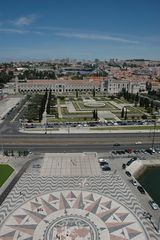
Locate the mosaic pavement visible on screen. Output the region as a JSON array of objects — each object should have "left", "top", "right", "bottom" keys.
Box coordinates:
[{"left": 0, "top": 153, "right": 159, "bottom": 240}]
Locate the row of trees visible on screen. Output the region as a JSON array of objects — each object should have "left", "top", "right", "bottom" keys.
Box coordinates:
[
  {"left": 24, "top": 94, "right": 43, "bottom": 121},
  {"left": 46, "top": 89, "right": 52, "bottom": 114},
  {"left": 50, "top": 95, "right": 57, "bottom": 116},
  {"left": 3, "top": 149, "right": 29, "bottom": 157},
  {"left": 46, "top": 90, "right": 57, "bottom": 116},
  {"left": 39, "top": 89, "right": 48, "bottom": 122},
  {"left": 120, "top": 89, "right": 159, "bottom": 114}
]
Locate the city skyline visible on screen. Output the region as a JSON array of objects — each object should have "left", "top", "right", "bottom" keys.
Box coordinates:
[{"left": 0, "top": 0, "right": 160, "bottom": 61}]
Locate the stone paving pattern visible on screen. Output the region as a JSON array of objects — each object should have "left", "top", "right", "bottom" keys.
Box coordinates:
[{"left": 0, "top": 153, "right": 159, "bottom": 240}]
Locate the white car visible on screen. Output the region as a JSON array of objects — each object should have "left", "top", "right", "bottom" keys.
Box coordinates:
[
  {"left": 149, "top": 200, "right": 158, "bottom": 210},
  {"left": 98, "top": 158, "right": 108, "bottom": 164},
  {"left": 131, "top": 179, "right": 137, "bottom": 186},
  {"left": 135, "top": 141, "right": 142, "bottom": 145}
]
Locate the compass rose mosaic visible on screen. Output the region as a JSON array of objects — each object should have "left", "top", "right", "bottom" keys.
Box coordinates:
[{"left": 0, "top": 190, "right": 148, "bottom": 240}]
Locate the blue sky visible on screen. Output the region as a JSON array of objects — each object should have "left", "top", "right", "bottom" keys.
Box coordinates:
[{"left": 0, "top": 0, "right": 160, "bottom": 61}]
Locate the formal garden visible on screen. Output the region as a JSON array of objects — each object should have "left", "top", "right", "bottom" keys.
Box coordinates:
[{"left": 22, "top": 89, "right": 159, "bottom": 124}]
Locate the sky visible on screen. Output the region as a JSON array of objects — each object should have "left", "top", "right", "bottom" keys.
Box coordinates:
[{"left": 0, "top": 0, "right": 160, "bottom": 61}]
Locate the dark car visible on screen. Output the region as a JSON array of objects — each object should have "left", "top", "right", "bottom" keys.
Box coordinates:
[
  {"left": 101, "top": 165, "right": 111, "bottom": 171},
  {"left": 145, "top": 149, "right": 153, "bottom": 155},
  {"left": 113, "top": 143, "right": 120, "bottom": 147},
  {"left": 99, "top": 161, "right": 109, "bottom": 166},
  {"left": 126, "top": 158, "right": 136, "bottom": 166},
  {"left": 112, "top": 150, "right": 117, "bottom": 154},
  {"left": 125, "top": 171, "right": 131, "bottom": 177},
  {"left": 137, "top": 186, "right": 145, "bottom": 194},
  {"left": 122, "top": 163, "right": 126, "bottom": 169}
]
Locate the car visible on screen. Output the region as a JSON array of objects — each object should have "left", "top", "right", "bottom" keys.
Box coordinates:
[
  {"left": 101, "top": 165, "right": 111, "bottom": 171},
  {"left": 155, "top": 148, "right": 160, "bottom": 153},
  {"left": 113, "top": 143, "right": 120, "bottom": 147},
  {"left": 145, "top": 149, "right": 153, "bottom": 154},
  {"left": 137, "top": 185, "right": 145, "bottom": 194},
  {"left": 149, "top": 200, "right": 159, "bottom": 210},
  {"left": 126, "top": 160, "right": 133, "bottom": 166},
  {"left": 98, "top": 158, "right": 108, "bottom": 164},
  {"left": 150, "top": 148, "right": 156, "bottom": 153},
  {"left": 131, "top": 179, "right": 137, "bottom": 186},
  {"left": 132, "top": 156, "right": 137, "bottom": 160},
  {"left": 126, "top": 157, "right": 137, "bottom": 166},
  {"left": 146, "top": 148, "right": 155, "bottom": 154},
  {"left": 125, "top": 148, "right": 133, "bottom": 153},
  {"left": 112, "top": 150, "right": 117, "bottom": 154},
  {"left": 125, "top": 171, "right": 131, "bottom": 177},
  {"left": 33, "top": 164, "right": 41, "bottom": 168},
  {"left": 99, "top": 161, "right": 109, "bottom": 166},
  {"left": 122, "top": 163, "right": 126, "bottom": 169},
  {"left": 140, "top": 148, "right": 147, "bottom": 154},
  {"left": 135, "top": 141, "right": 142, "bottom": 145}
]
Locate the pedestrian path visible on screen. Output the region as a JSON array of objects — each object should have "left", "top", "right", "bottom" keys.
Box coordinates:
[{"left": 0, "top": 153, "right": 159, "bottom": 239}]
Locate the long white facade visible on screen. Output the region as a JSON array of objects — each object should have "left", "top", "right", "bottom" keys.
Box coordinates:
[{"left": 17, "top": 77, "right": 146, "bottom": 94}]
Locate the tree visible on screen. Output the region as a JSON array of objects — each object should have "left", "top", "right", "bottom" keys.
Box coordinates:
[
  {"left": 92, "top": 87, "right": 96, "bottom": 97},
  {"left": 139, "top": 97, "right": 145, "bottom": 107},
  {"left": 141, "top": 114, "right": 148, "bottom": 120},
  {"left": 95, "top": 109, "right": 98, "bottom": 121},
  {"left": 93, "top": 109, "right": 98, "bottom": 121},
  {"left": 124, "top": 108, "right": 128, "bottom": 120},
  {"left": 144, "top": 98, "right": 150, "bottom": 109},
  {"left": 146, "top": 81, "right": 152, "bottom": 92},
  {"left": 121, "top": 107, "right": 125, "bottom": 118},
  {"left": 135, "top": 93, "right": 139, "bottom": 107},
  {"left": 47, "top": 89, "right": 52, "bottom": 114},
  {"left": 76, "top": 90, "right": 78, "bottom": 98}
]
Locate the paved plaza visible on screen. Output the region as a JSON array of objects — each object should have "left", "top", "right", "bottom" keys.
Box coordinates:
[
  {"left": 0, "top": 97, "right": 22, "bottom": 122},
  {"left": 0, "top": 153, "right": 159, "bottom": 240},
  {"left": 41, "top": 153, "right": 100, "bottom": 177}
]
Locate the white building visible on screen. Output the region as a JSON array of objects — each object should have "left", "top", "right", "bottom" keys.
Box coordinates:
[
  {"left": 18, "top": 79, "right": 101, "bottom": 93},
  {"left": 17, "top": 76, "right": 146, "bottom": 94},
  {"left": 101, "top": 76, "right": 146, "bottom": 94}
]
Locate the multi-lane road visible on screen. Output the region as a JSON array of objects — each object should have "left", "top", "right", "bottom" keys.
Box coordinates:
[
  {"left": 1, "top": 131, "right": 159, "bottom": 152},
  {"left": 0, "top": 113, "right": 159, "bottom": 153}
]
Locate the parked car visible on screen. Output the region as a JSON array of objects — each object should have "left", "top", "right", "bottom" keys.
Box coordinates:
[
  {"left": 33, "top": 164, "right": 41, "bottom": 168},
  {"left": 137, "top": 186, "right": 145, "bottom": 194},
  {"left": 126, "top": 157, "right": 137, "bottom": 166},
  {"left": 145, "top": 148, "right": 155, "bottom": 154},
  {"left": 122, "top": 163, "right": 126, "bottom": 169},
  {"left": 149, "top": 200, "right": 158, "bottom": 210},
  {"left": 113, "top": 143, "right": 120, "bottom": 147},
  {"left": 98, "top": 158, "right": 108, "bottom": 165},
  {"left": 135, "top": 141, "right": 142, "bottom": 145},
  {"left": 155, "top": 148, "right": 160, "bottom": 153},
  {"left": 131, "top": 179, "right": 137, "bottom": 186},
  {"left": 112, "top": 150, "right": 117, "bottom": 154},
  {"left": 125, "top": 171, "right": 131, "bottom": 177},
  {"left": 101, "top": 165, "right": 111, "bottom": 171}
]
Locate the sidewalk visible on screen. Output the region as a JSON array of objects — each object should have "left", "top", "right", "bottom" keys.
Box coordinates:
[{"left": 19, "top": 126, "right": 160, "bottom": 134}]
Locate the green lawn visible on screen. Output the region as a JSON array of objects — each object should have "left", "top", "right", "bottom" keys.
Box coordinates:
[{"left": 0, "top": 164, "right": 14, "bottom": 187}]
